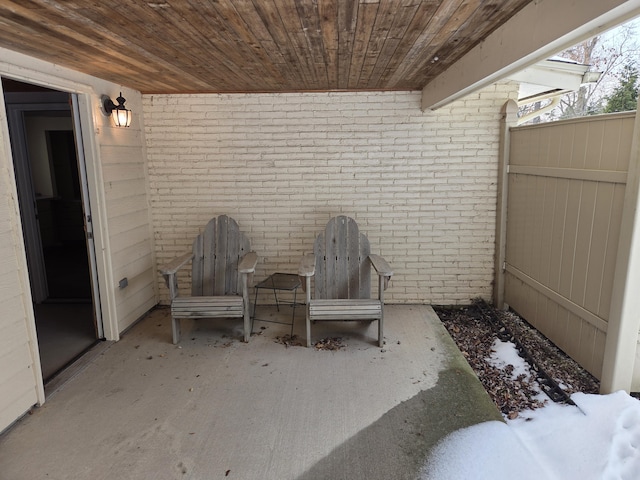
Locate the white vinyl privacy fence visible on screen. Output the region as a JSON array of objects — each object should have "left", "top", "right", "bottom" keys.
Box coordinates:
[{"left": 494, "top": 102, "right": 640, "bottom": 393}]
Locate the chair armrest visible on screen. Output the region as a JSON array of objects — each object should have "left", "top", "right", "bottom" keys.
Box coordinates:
[
  {"left": 368, "top": 254, "right": 392, "bottom": 277},
  {"left": 299, "top": 254, "right": 315, "bottom": 298},
  {"left": 159, "top": 252, "right": 193, "bottom": 277},
  {"left": 238, "top": 251, "right": 258, "bottom": 273},
  {"left": 159, "top": 251, "right": 193, "bottom": 301},
  {"left": 298, "top": 254, "right": 316, "bottom": 277}
]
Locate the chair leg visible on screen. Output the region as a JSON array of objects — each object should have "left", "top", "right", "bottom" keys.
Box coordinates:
[
  {"left": 378, "top": 314, "right": 384, "bottom": 348},
  {"left": 304, "top": 276, "right": 312, "bottom": 347},
  {"left": 244, "top": 308, "right": 251, "bottom": 343},
  {"left": 172, "top": 317, "right": 181, "bottom": 344},
  {"left": 242, "top": 273, "right": 251, "bottom": 343}
]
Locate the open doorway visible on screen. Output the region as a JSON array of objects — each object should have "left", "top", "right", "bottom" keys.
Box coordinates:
[{"left": 3, "top": 79, "right": 102, "bottom": 382}]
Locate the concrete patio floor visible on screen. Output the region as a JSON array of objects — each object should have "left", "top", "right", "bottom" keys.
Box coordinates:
[{"left": 0, "top": 305, "right": 501, "bottom": 480}]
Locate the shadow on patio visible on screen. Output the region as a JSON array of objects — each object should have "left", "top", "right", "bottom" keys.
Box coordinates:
[{"left": 0, "top": 305, "right": 500, "bottom": 479}]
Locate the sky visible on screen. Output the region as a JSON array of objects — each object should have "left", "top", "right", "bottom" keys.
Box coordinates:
[{"left": 420, "top": 340, "right": 640, "bottom": 480}]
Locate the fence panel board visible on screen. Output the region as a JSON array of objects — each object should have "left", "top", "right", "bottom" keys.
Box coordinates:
[{"left": 504, "top": 112, "right": 635, "bottom": 379}]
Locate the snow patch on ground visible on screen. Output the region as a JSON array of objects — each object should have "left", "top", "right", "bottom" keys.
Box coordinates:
[
  {"left": 487, "top": 338, "right": 534, "bottom": 381},
  {"left": 421, "top": 337, "right": 640, "bottom": 480}
]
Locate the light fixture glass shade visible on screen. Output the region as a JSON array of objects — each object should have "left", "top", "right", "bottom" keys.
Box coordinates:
[{"left": 114, "top": 107, "right": 132, "bottom": 127}]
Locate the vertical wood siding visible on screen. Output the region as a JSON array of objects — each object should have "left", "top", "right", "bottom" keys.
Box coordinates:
[{"left": 504, "top": 113, "right": 635, "bottom": 379}]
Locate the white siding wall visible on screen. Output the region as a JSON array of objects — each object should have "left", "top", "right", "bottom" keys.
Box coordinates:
[
  {"left": 99, "top": 127, "right": 157, "bottom": 333},
  {"left": 0, "top": 108, "right": 41, "bottom": 431},
  {"left": 0, "top": 48, "right": 156, "bottom": 432},
  {"left": 144, "top": 85, "right": 518, "bottom": 305}
]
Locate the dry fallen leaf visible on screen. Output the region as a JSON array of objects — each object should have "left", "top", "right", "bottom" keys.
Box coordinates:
[
  {"left": 435, "top": 301, "right": 598, "bottom": 419},
  {"left": 314, "top": 337, "right": 345, "bottom": 350}
]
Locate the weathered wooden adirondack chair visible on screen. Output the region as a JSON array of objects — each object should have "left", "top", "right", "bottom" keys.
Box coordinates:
[
  {"left": 159, "top": 215, "right": 257, "bottom": 344},
  {"left": 299, "top": 216, "right": 392, "bottom": 347}
]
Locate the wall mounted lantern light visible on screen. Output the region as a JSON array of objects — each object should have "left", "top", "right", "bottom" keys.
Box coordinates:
[{"left": 102, "top": 92, "right": 132, "bottom": 127}]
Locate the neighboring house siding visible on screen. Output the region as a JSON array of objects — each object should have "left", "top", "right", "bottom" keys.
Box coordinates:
[{"left": 144, "top": 85, "right": 518, "bottom": 305}]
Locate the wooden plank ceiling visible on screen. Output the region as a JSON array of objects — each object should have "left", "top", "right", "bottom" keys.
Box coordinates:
[{"left": 0, "top": 0, "right": 532, "bottom": 94}]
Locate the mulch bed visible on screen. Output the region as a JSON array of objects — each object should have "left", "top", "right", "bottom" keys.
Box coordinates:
[{"left": 434, "top": 300, "right": 600, "bottom": 419}]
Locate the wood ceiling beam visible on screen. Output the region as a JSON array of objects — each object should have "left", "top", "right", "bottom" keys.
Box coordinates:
[{"left": 421, "top": 0, "right": 640, "bottom": 110}]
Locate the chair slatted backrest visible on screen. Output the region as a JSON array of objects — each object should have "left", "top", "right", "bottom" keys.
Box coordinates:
[
  {"left": 191, "top": 215, "right": 250, "bottom": 296},
  {"left": 314, "top": 216, "right": 371, "bottom": 299}
]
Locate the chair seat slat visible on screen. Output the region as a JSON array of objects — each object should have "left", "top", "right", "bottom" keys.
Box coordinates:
[{"left": 310, "top": 299, "right": 381, "bottom": 320}]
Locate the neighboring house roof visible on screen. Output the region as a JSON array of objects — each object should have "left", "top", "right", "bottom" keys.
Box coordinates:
[{"left": 509, "top": 57, "right": 600, "bottom": 103}]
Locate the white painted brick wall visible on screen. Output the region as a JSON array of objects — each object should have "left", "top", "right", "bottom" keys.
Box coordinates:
[{"left": 143, "top": 85, "right": 518, "bottom": 305}]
